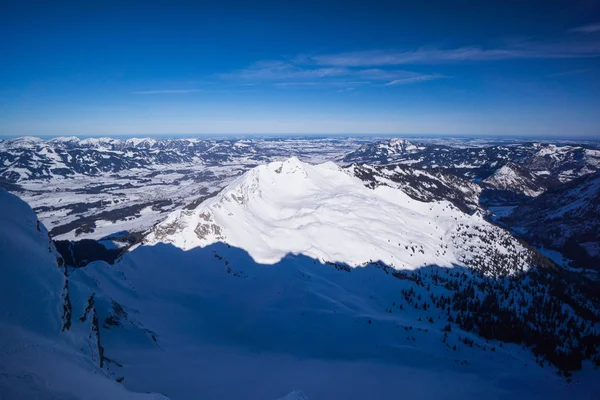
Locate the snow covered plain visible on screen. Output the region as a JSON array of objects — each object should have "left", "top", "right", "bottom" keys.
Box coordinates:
[{"left": 21, "top": 163, "right": 246, "bottom": 241}]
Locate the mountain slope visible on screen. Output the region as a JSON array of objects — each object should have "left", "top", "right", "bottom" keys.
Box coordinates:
[
  {"left": 342, "top": 139, "right": 600, "bottom": 184},
  {"left": 146, "top": 157, "right": 534, "bottom": 276},
  {"left": 0, "top": 136, "right": 362, "bottom": 182},
  {"left": 504, "top": 171, "right": 600, "bottom": 268},
  {"left": 341, "top": 138, "right": 429, "bottom": 164},
  {"left": 346, "top": 163, "right": 482, "bottom": 213},
  {"left": 101, "top": 241, "right": 598, "bottom": 398},
  {"left": 0, "top": 190, "right": 167, "bottom": 400},
  {"left": 482, "top": 163, "right": 545, "bottom": 198},
  {"left": 524, "top": 143, "right": 600, "bottom": 183},
  {"left": 3, "top": 181, "right": 599, "bottom": 398}
]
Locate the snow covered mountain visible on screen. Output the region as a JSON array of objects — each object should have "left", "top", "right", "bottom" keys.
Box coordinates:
[
  {"left": 524, "top": 143, "right": 600, "bottom": 183},
  {"left": 3, "top": 136, "right": 598, "bottom": 243},
  {"left": 3, "top": 137, "right": 600, "bottom": 398},
  {"left": 340, "top": 138, "right": 428, "bottom": 165},
  {"left": 482, "top": 163, "right": 545, "bottom": 198},
  {"left": 346, "top": 163, "right": 482, "bottom": 213},
  {"left": 0, "top": 136, "right": 362, "bottom": 182},
  {"left": 0, "top": 190, "right": 167, "bottom": 399},
  {"left": 342, "top": 139, "right": 600, "bottom": 185},
  {"left": 3, "top": 165, "right": 600, "bottom": 398},
  {"left": 146, "top": 157, "right": 533, "bottom": 276},
  {"left": 0, "top": 136, "right": 196, "bottom": 182},
  {"left": 0, "top": 136, "right": 365, "bottom": 241},
  {"left": 504, "top": 171, "right": 600, "bottom": 269},
  {"left": 478, "top": 162, "right": 549, "bottom": 207}
]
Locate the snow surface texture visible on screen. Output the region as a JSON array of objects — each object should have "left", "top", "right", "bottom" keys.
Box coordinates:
[
  {"left": 0, "top": 190, "right": 167, "bottom": 400},
  {"left": 147, "top": 157, "right": 534, "bottom": 275},
  {"left": 60, "top": 237, "right": 598, "bottom": 399},
  {"left": 2, "top": 187, "right": 598, "bottom": 399}
]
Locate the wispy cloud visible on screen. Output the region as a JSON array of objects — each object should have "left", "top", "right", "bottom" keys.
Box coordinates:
[
  {"left": 569, "top": 22, "right": 600, "bottom": 34},
  {"left": 215, "top": 33, "right": 599, "bottom": 89},
  {"left": 220, "top": 60, "right": 443, "bottom": 88},
  {"left": 274, "top": 81, "right": 370, "bottom": 87},
  {"left": 133, "top": 89, "right": 203, "bottom": 94},
  {"left": 219, "top": 60, "right": 347, "bottom": 81},
  {"left": 384, "top": 74, "right": 447, "bottom": 86},
  {"left": 307, "top": 41, "right": 600, "bottom": 66},
  {"left": 274, "top": 82, "right": 320, "bottom": 87},
  {"left": 547, "top": 68, "right": 590, "bottom": 78},
  {"left": 311, "top": 48, "right": 517, "bottom": 66}
]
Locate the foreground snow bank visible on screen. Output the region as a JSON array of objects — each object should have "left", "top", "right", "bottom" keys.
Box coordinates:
[{"left": 0, "top": 190, "right": 167, "bottom": 400}]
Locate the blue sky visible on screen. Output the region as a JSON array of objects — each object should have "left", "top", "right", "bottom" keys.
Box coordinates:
[{"left": 1, "top": 0, "right": 600, "bottom": 137}]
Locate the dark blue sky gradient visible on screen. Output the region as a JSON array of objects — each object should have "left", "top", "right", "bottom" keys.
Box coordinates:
[{"left": 1, "top": 0, "right": 599, "bottom": 136}]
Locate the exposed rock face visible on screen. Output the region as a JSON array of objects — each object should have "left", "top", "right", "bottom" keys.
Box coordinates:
[{"left": 347, "top": 163, "right": 482, "bottom": 213}]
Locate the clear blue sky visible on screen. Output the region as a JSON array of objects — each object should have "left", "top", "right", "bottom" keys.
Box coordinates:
[{"left": 1, "top": 0, "right": 600, "bottom": 137}]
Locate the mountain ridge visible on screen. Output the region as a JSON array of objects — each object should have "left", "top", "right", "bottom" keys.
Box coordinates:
[
  {"left": 146, "top": 157, "right": 538, "bottom": 277},
  {"left": 504, "top": 171, "right": 600, "bottom": 269},
  {"left": 342, "top": 138, "right": 600, "bottom": 185}
]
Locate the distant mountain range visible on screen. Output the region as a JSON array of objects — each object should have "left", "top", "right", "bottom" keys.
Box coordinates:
[
  {"left": 342, "top": 138, "right": 600, "bottom": 184},
  {"left": 0, "top": 136, "right": 362, "bottom": 183},
  {"left": 345, "top": 139, "right": 600, "bottom": 269},
  {"left": 2, "top": 136, "right": 598, "bottom": 272}
]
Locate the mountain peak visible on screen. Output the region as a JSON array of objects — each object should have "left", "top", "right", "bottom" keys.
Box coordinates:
[
  {"left": 344, "top": 138, "right": 427, "bottom": 164},
  {"left": 483, "top": 162, "right": 544, "bottom": 197},
  {"left": 388, "top": 138, "right": 414, "bottom": 146},
  {"left": 48, "top": 136, "right": 80, "bottom": 143},
  {"left": 146, "top": 159, "right": 535, "bottom": 275},
  {"left": 272, "top": 156, "right": 307, "bottom": 174}
]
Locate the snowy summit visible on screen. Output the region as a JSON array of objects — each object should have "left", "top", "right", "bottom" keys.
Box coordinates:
[{"left": 146, "top": 157, "right": 535, "bottom": 274}]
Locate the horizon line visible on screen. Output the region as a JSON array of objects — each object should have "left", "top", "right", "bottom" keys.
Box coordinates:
[{"left": 1, "top": 133, "right": 599, "bottom": 141}]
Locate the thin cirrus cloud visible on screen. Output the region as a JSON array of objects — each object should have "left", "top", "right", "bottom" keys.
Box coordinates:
[
  {"left": 307, "top": 39, "right": 600, "bottom": 67},
  {"left": 133, "top": 89, "right": 203, "bottom": 94},
  {"left": 219, "top": 60, "right": 445, "bottom": 87},
  {"left": 274, "top": 81, "right": 371, "bottom": 87},
  {"left": 219, "top": 33, "right": 600, "bottom": 87},
  {"left": 384, "top": 74, "right": 446, "bottom": 86},
  {"left": 569, "top": 22, "right": 600, "bottom": 34},
  {"left": 547, "top": 68, "right": 590, "bottom": 78}
]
